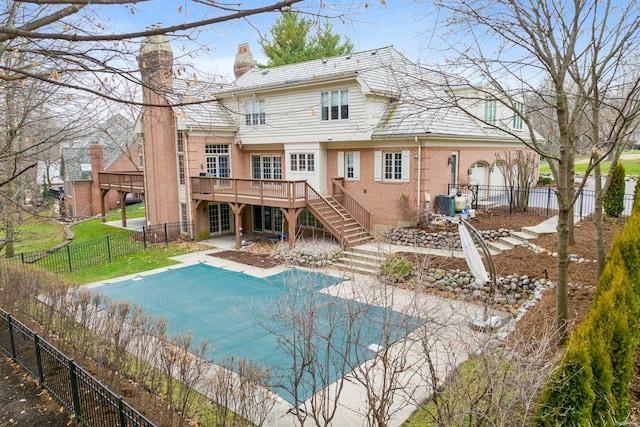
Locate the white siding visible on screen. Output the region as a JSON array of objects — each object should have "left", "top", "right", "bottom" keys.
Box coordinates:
[{"left": 231, "top": 83, "right": 387, "bottom": 144}]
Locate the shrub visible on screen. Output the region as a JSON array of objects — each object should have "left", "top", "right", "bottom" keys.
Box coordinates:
[
  {"left": 634, "top": 179, "right": 640, "bottom": 214},
  {"left": 538, "top": 176, "right": 553, "bottom": 186},
  {"left": 380, "top": 254, "right": 413, "bottom": 283},
  {"left": 604, "top": 163, "right": 626, "bottom": 217},
  {"left": 534, "top": 327, "right": 595, "bottom": 426}
]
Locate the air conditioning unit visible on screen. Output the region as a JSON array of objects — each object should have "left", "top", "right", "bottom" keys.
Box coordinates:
[{"left": 434, "top": 194, "right": 455, "bottom": 216}]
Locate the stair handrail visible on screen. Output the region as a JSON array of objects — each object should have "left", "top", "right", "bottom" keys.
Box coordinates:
[
  {"left": 331, "top": 179, "right": 372, "bottom": 231},
  {"left": 305, "top": 183, "right": 350, "bottom": 246}
]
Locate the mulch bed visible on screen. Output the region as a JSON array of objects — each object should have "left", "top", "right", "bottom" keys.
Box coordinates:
[{"left": 208, "top": 250, "right": 282, "bottom": 268}]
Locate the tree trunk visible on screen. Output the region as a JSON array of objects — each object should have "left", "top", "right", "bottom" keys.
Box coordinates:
[{"left": 555, "top": 204, "right": 571, "bottom": 343}]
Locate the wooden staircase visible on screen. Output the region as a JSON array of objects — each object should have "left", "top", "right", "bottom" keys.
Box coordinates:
[{"left": 305, "top": 184, "right": 373, "bottom": 247}]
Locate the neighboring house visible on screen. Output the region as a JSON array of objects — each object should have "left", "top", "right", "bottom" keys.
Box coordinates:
[
  {"left": 61, "top": 114, "right": 142, "bottom": 219},
  {"left": 130, "top": 36, "right": 533, "bottom": 248}
]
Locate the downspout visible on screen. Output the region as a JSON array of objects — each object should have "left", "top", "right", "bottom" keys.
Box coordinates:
[
  {"left": 416, "top": 136, "right": 422, "bottom": 210},
  {"left": 184, "top": 128, "right": 194, "bottom": 239}
]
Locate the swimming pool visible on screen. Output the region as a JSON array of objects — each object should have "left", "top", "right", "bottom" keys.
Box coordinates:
[{"left": 94, "top": 263, "right": 417, "bottom": 404}]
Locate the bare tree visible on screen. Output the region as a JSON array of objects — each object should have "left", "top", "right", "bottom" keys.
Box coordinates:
[
  {"left": 422, "top": 0, "right": 640, "bottom": 342},
  {"left": 494, "top": 150, "right": 538, "bottom": 213}
]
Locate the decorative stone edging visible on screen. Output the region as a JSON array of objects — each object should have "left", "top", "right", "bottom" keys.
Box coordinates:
[
  {"left": 383, "top": 228, "right": 511, "bottom": 250},
  {"left": 273, "top": 241, "right": 342, "bottom": 268},
  {"left": 410, "top": 268, "right": 552, "bottom": 312}
]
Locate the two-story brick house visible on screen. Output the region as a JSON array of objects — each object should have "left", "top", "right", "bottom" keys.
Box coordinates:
[{"left": 132, "top": 35, "right": 532, "bottom": 249}]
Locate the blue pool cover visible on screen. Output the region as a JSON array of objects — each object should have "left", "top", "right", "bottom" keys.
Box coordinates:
[{"left": 95, "top": 263, "right": 419, "bottom": 404}]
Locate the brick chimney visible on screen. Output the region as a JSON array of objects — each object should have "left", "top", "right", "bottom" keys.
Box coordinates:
[
  {"left": 138, "top": 32, "right": 181, "bottom": 226},
  {"left": 234, "top": 43, "right": 257, "bottom": 79}
]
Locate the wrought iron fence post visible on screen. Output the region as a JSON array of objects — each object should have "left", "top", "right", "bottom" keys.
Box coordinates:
[
  {"left": 164, "top": 223, "right": 168, "bottom": 245},
  {"left": 7, "top": 314, "right": 16, "bottom": 361},
  {"left": 66, "top": 245, "right": 73, "bottom": 273},
  {"left": 107, "top": 235, "right": 112, "bottom": 263},
  {"left": 21, "top": 253, "right": 24, "bottom": 264},
  {"left": 546, "top": 187, "right": 551, "bottom": 218},
  {"left": 34, "top": 334, "right": 44, "bottom": 387},
  {"left": 509, "top": 186, "right": 514, "bottom": 214},
  {"left": 118, "top": 396, "right": 127, "bottom": 427},
  {"left": 68, "top": 359, "right": 82, "bottom": 420},
  {"left": 579, "top": 190, "right": 584, "bottom": 220},
  {"left": 143, "top": 226, "right": 147, "bottom": 250}
]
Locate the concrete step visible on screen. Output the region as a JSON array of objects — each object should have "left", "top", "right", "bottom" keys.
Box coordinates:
[
  {"left": 332, "top": 261, "right": 380, "bottom": 276},
  {"left": 499, "top": 236, "right": 525, "bottom": 248},
  {"left": 333, "top": 247, "right": 387, "bottom": 275},
  {"left": 486, "top": 241, "right": 510, "bottom": 254},
  {"left": 511, "top": 230, "right": 538, "bottom": 242}
]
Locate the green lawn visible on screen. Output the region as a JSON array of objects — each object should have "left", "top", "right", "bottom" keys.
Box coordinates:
[
  {"left": 70, "top": 219, "right": 134, "bottom": 244},
  {"left": 62, "top": 244, "right": 199, "bottom": 285},
  {"left": 105, "top": 203, "right": 146, "bottom": 220},
  {"left": 539, "top": 155, "right": 640, "bottom": 176},
  {"left": 0, "top": 217, "right": 64, "bottom": 255}
]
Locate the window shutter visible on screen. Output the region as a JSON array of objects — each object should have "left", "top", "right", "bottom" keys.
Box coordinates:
[
  {"left": 402, "top": 150, "right": 410, "bottom": 182},
  {"left": 353, "top": 151, "right": 360, "bottom": 180},
  {"left": 337, "top": 151, "right": 344, "bottom": 178},
  {"left": 374, "top": 151, "right": 382, "bottom": 181}
]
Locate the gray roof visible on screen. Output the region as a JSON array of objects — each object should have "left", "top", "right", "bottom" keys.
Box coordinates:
[
  {"left": 61, "top": 114, "right": 137, "bottom": 181},
  {"left": 169, "top": 47, "right": 522, "bottom": 140},
  {"left": 170, "top": 80, "right": 236, "bottom": 130}
]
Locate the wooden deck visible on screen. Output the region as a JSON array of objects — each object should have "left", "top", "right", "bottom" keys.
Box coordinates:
[
  {"left": 98, "top": 171, "right": 144, "bottom": 193},
  {"left": 190, "top": 177, "right": 309, "bottom": 208}
]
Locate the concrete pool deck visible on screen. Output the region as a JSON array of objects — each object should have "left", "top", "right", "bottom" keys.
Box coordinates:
[{"left": 86, "top": 246, "right": 510, "bottom": 427}]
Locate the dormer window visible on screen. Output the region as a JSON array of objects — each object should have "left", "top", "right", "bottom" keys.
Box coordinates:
[
  {"left": 245, "top": 99, "right": 266, "bottom": 125},
  {"left": 484, "top": 97, "right": 497, "bottom": 125},
  {"left": 321, "top": 89, "right": 349, "bottom": 120},
  {"left": 513, "top": 101, "right": 524, "bottom": 130}
]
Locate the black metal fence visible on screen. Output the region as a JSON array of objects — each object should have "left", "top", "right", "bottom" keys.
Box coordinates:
[
  {"left": 5, "top": 221, "right": 193, "bottom": 274},
  {"left": 0, "top": 307, "right": 156, "bottom": 427},
  {"left": 447, "top": 184, "right": 636, "bottom": 219}
]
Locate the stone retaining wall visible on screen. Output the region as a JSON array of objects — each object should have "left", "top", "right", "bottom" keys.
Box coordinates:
[{"left": 384, "top": 228, "right": 511, "bottom": 250}]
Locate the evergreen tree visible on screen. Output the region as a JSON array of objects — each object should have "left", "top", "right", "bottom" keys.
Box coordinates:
[
  {"left": 534, "top": 328, "right": 595, "bottom": 426},
  {"left": 604, "top": 163, "right": 626, "bottom": 217},
  {"left": 260, "top": 11, "right": 353, "bottom": 67}
]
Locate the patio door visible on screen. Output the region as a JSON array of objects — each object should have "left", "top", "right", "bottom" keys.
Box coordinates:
[
  {"left": 252, "top": 206, "right": 283, "bottom": 233},
  {"left": 209, "top": 203, "right": 231, "bottom": 235}
]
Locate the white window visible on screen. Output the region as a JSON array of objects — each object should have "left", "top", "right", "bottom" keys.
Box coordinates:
[
  {"left": 298, "top": 209, "right": 324, "bottom": 229},
  {"left": 205, "top": 144, "right": 230, "bottom": 177},
  {"left": 374, "top": 150, "right": 410, "bottom": 182},
  {"left": 321, "top": 89, "right": 349, "bottom": 120},
  {"left": 180, "top": 203, "right": 188, "bottom": 232},
  {"left": 513, "top": 101, "right": 524, "bottom": 130},
  {"left": 290, "top": 153, "right": 315, "bottom": 172},
  {"left": 251, "top": 155, "right": 282, "bottom": 180},
  {"left": 484, "top": 97, "right": 497, "bottom": 125},
  {"left": 245, "top": 99, "right": 266, "bottom": 125},
  {"left": 176, "top": 130, "right": 185, "bottom": 185},
  {"left": 337, "top": 151, "right": 360, "bottom": 180}
]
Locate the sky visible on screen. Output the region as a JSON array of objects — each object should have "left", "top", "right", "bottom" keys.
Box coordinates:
[{"left": 98, "top": 0, "right": 441, "bottom": 81}]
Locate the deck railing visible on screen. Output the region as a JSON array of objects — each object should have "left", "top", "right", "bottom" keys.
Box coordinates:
[
  {"left": 191, "top": 177, "right": 308, "bottom": 207},
  {"left": 98, "top": 171, "right": 144, "bottom": 192},
  {"left": 332, "top": 178, "right": 372, "bottom": 231},
  {"left": 305, "top": 183, "right": 350, "bottom": 245}
]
